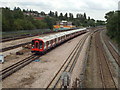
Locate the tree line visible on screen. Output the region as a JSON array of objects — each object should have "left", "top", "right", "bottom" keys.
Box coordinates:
[
  {"left": 47, "top": 11, "right": 105, "bottom": 27},
  {"left": 2, "top": 7, "right": 48, "bottom": 31},
  {"left": 2, "top": 7, "right": 105, "bottom": 32},
  {"left": 105, "top": 10, "right": 120, "bottom": 46}
]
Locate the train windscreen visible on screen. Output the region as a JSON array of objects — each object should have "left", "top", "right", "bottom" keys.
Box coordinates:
[
  {"left": 32, "top": 40, "right": 35, "bottom": 45},
  {"left": 32, "top": 40, "right": 43, "bottom": 49}
]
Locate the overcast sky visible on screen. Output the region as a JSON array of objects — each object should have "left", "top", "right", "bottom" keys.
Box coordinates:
[{"left": 0, "top": 0, "right": 119, "bottom": 20}]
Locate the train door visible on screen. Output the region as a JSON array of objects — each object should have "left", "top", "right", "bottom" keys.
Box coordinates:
[
  {"left": 35, "top": 41, "right": 39, "bottom": 49},
  {"left": 46, "top": 41, "right": 49, "bottom": 49}
]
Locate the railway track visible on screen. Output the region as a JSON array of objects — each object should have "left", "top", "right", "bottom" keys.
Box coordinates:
[
  {"left": 46, "top": 33, "right": 90, "bottom": 89},
  {"left": 102, "top": 32, "right": 120, "bottom": 68},
  {"left": 1, "top": 35, "right": 33, "bottom": 43},
  {"left": 0, "top": 54, "right": 40, "bottom": 80},
  {"left": 0, "top": 42, "right": 31, "bottom": 52},
  {"left": 95, "top": 31, "right": 117, "bottom": 88}
]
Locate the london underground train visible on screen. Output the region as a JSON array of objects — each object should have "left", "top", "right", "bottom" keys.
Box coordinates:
[{"left": 31, "top": 28, "right": 87, "bottom": 54}]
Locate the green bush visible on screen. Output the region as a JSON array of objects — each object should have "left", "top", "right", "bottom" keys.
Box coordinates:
[{"left": 105, "top": 11, "right": 120, "bottom": 46}]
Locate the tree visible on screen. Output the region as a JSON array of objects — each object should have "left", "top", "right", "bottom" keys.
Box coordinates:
[
  {"left": 83, "top": 13, "right": 87, "bottom": 19},
  {"left": 96, "top": 20, "right": 105, "bottom": 26},
  {"left": 2, "top": 7, "right": 49, "bottom": 31},
  {"left": 48, "top": 11, "right": 54, "bottom": 17},
  {"left": 69, "top": 13, "right": 74, "bottom": 20},
  {"left": 2, "top": 7, "right": 14, "bottom": 31},
  {"left": 105, "top": 11, "right": 119, "bottom": 38},
  {"left": 105, "top": 11, "right": 114, "bottom": 20},
  {"left": 87, "top": 19, "right": 95, "bottom": 27},
  {"left": 88, "top": 16, "right": 90, "bottom": 20},
  {"left": 13, "top": 7, "right": 24, "bottom": 19},
  {"left": 59, "top": 13, "right": 63, "bottom": 20},
  {"left": 23, "top": 9, "right": 26, "bottom": 12},
  {"left": 44, "top": 16, "right": 55, "bottom": 29},
  {"left": 55, "top": 11, "right": 58, "bottom": 18},
  {"left": 40, "top": 11, "right": 46, "bottom": 16},
  {"left": 64, "top": 13, "right": 68, "bottom": 20}
]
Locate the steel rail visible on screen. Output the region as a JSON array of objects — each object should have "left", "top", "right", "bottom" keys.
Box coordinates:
[
  {"left": 0, "top": 54, "right": 40, "bottom": 80},
  {"left": 46, "top": 33, "right": 89, "bottom": 89},
  {"left": 95, "top": 31, "right": 117, "bottom": 88}
]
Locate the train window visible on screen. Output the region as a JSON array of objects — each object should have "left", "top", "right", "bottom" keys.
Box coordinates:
[
  {"left": 55, "top": 38, "right": 57, "bottom": 42},
  {"left": 32, "top": 40, "right": 35, "bottom": 45},
  {"left": 46, "top": 41, "right": 49, "bottom": 45},
  {"left": 39, "top": 41, "right": 43, "bottom": 49},
  {"left": 58, "top": 37, "right": 60, "bottom": 41},
  {"left": 44, "top": 43, "right": 46, "bottom": 47}
]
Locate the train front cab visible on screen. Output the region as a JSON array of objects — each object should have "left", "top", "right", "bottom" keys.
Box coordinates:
[{"left": 31, "top": 39, "right": 44, "bottom": 54}]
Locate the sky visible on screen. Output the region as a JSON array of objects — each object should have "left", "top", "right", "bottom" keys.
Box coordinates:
[{"left": 0, "top": 0, "right": 119, "bottom": 20}]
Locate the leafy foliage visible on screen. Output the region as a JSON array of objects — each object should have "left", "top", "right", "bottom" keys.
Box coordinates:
[
  {"left": 105, "top": 11, "right": 120, "bottom": 46},
  {"left": 2, "top": 7, "right": 48, "bottom": 31}
]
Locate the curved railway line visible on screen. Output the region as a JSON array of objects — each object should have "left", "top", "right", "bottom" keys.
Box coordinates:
[
  {"left": 102, "top": 32, "right": 120, "bottom": 68},
  {"left": 95, "top": 31, "right": 117, "bottom": 88},
  {"left": 46, "top": 33, "right": 90, "bottom": 89},
  {"left": 0, "top": 54, "right": 40, "bottom": 80}
]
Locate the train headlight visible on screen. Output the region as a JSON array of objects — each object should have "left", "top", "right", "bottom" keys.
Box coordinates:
[{"left": 32, "top": 45, "right": 34, "bottom": 48}]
